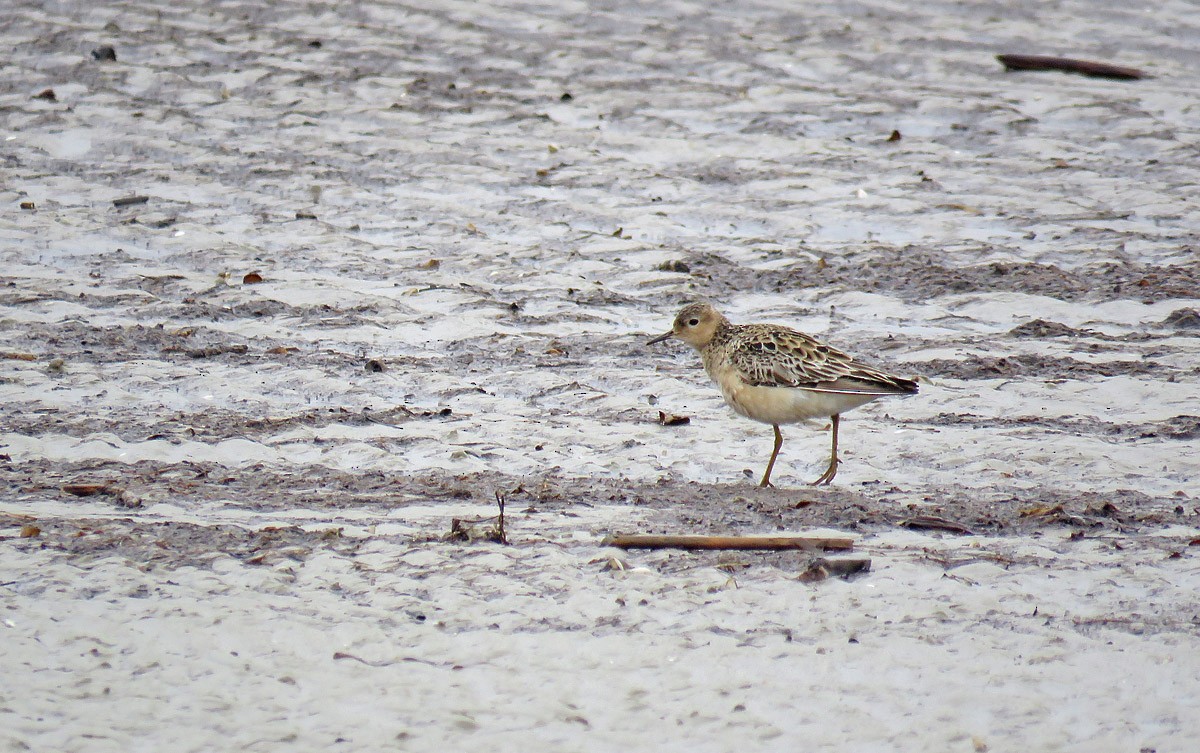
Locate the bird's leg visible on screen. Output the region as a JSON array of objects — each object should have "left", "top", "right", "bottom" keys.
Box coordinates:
[
  {"left": 759, "top": 424, "right": 784, "bottom": 487},
  {"left": 811, "top": 414, "right": 841, "bottom": 486}
]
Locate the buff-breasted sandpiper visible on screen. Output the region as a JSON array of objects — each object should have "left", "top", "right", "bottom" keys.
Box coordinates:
[{"left": 649, "top": 302, "right": 919, "bottom": 486}]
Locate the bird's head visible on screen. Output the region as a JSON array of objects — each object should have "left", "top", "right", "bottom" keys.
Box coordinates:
[{"left": 647, "top": 302, "right": 727, "bottom": 349}]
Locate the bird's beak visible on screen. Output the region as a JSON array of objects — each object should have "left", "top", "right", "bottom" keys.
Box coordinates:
[{"left": 647, "top": 331, "right": 674, "bottom": 346}]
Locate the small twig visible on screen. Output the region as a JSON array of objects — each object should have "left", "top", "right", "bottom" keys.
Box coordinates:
[
  {"left": 996, "top": 54, "right": 1146, "bottom": 80},
  {"left": 333, "top": 652, "right": 395, "bottom": 667},
  {"left": 495, "top": 490, "right": 508, "bottom": 545},
  {"left": 445, "top": 493, "right": 509, "bottom": 545},
  {"left": 602, "top": 534, "right": 853, "bottom": 551}
]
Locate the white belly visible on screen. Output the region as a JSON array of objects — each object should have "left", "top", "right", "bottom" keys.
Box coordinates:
[{"left": 720, "top": 381, "right": 880, "bottom": 425}]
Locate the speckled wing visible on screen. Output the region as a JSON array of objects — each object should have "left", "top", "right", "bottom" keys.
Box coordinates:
[{"left": 729, "top": 325, "right": 918, "bottom": 395}]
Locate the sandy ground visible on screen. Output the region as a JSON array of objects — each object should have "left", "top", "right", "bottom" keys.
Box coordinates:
[{"left": 3, "top": 0, "right": 1200, "bottom": 750}]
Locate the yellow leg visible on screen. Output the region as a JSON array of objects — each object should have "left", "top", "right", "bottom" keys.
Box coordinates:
[
  {"left": 759, "top": 425, "right": 783, "bottom": 487},
  {"left": 811, "top": 414, "right": 840, "bottom": 486}
]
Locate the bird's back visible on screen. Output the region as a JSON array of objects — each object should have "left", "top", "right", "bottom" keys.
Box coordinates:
[{"left": 708, "top": 322, "right": 918, "bottom": 396}]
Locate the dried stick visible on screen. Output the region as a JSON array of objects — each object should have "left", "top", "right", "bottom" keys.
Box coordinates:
[
  {"left": 996, "top": 54, "right": 1146, "bottom": 80},
  {"left": 602, "top": 534, "right": 853, "bottom": 551},
  {"left": 494, "top": 490, "right": 508, "bottom": 545}
]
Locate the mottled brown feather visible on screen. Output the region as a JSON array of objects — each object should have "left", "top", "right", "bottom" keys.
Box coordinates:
[{"left": 710, "top": 321, "right": 918, "bottom": 396}]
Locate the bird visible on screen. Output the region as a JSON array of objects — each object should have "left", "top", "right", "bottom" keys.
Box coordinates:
[{"left": 648, "top": 302, "right": 918, "bottom": 486}]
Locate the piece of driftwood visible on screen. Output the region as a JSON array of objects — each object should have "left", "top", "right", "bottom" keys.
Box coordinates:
[
  {"left": 602, "top": 534, "right": 853, "bottom": 551},
  {"left": 62, "top": 483, "right": 115, "bottom": 497},
  {"left": 996, "top": 54, "right": 1145, "bottom": 80},
  {"left": 112, "top": 195, "right": 150, "bottom": 207},
  {"left": 899, "top": 515, "right": 976, "bottom": 535}
]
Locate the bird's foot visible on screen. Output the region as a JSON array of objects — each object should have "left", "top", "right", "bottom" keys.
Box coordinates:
[{"left": 809, "top": 459, "right": 840, "bottom": 486}]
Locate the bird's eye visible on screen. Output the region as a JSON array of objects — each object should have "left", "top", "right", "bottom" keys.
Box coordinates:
[{"left": 688, "top": 318, "right": 699, "bottom": 326}]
